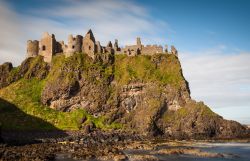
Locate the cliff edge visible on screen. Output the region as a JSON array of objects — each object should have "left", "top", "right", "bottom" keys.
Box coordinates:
[{"left": 0, "top": 53, "right": 248, "bottom": 139}]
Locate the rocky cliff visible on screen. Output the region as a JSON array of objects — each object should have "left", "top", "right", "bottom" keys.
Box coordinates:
[{"left": 0, "top": 53, "right": 248, "bottom": 139}]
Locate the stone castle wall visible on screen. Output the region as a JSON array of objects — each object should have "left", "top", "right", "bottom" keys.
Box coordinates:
[
  {"left": 65, "top": 35, "right": 83, "bottom": 57},
  {"left": 170, "top": 45, "right": 178, "bottom": 56},
  {"left": 38, "top": 32, "right": 57, "bottom": 63},
  {"left": 82, "top": 30, "right": 96, "bottom": 59},
  {"left": 27, "top": 40, "right": 39, "bottom": 57},
  {"left": 26, "top": 29, "right": 178, "bottom": 63},
  {"left": 141, "top": 45, "right": 163, "bottom": 55},
  {"left": 121, "top": 38, "right": 164, "bottom": 56}
]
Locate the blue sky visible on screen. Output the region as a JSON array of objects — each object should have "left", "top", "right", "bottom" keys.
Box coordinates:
[{"left": 0, "top": 0, "right": 250, "bottom": 124}]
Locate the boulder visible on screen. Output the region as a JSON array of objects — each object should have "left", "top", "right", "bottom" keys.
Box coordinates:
[{"left": 0, "top": 62, "right": 13, "bottom": 88}]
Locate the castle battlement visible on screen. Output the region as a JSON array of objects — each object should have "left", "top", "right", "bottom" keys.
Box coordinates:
[{"left": 26, "top": 29, "right": 178, "bottom": 62}]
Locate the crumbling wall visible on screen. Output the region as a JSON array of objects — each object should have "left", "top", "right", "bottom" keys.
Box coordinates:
[
  {"left": 104, "top": 41, "right": 114, "bottom": 54},
  {"left": 39, "top": 32, "right": 56, "bottom": 63},
  {"left": 65, "top": 35, "right": 83, "bottom": 57},
  {"left": 82, "top": 30, "right": 96, "bottom": 59},
  {"left": 96, "top": 41, "right": 103, "bottom": 53},
  {"left": 26, "top": 30, "right": 177, "bottom": 61},
  {"left": 171, "top": 45, "right": 178, "bottom": 56},
  {"left": 27, "top": 40, "right": 39, "bottom": 57},
  {"left": 141, "top": 45, "right": 163, "bottom": 55},
  {"left": 122, "top": 45, "right": 140, "bottom": 56},
  {"left": 55, "top": 41, "right": 63, "bottom": 54}
]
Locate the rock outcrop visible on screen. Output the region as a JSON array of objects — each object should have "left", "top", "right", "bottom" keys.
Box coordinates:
[
  {"left": 0, "top": 56, "right": 50, "bottom": 89},
  {"left": 0, "top": 62, "right": 13, "bottom": 88},
  {"left": 160, "top": 101, "right": 247, "bottom": 139},
  {"left": 39, "top": 53, "right": 248, "bottom": 138},
  {"left": 0, "top": 53, "right": 248, "bottom": 139}
]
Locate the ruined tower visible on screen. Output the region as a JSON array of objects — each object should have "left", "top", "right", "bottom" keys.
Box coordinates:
[
  {"left": 27, "top": 40, "right": 39, "bottom": 57},
  {"left": 171, "top": 45, "right": 178, "bottom": 56},
  {"left": 96, "top": 41, "right": 103, "bottom": 53},
  {"left": 65, "top": 34, "right": 83, "bottom": 57},
  {"left": 26, "top": 29, "right": 177, "bottom": 61},
  {"left": 164, "top": 45, "right": 168, "bottom": 53},
  {"left": 82, "top": 29, "right": 96, "bottom": 59},
  {"left": 56, "top": 41, "right": 64, "bottom": 54},
  {"left": 39, "top": 32, "right": 57, "bottom": 63},
  {"left": 105, "top": 41, "right": 114, "bottom": 54},
  {"left": 114, "top": 39, "right": 119, "bottom": 51},
  {"left": 136, "top": 37, "right": 141, "bottom": 46}
]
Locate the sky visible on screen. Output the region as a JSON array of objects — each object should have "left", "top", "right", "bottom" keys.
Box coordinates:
[{"left": 0, "top": 0, "right": 250, "bottom": 124}]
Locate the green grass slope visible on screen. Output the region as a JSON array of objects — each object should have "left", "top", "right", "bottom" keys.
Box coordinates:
[
  {"left": 114, "top": 54, "right": 184, "bottom": 87},
  {"left": 0, "top": 53, "right": 186, "bottom": 131}
]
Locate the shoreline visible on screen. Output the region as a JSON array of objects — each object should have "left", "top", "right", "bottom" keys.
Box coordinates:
[
  {"left": 1, "top": 129, "right": 250, "bottom": 145},
  {"left": 1, "top": 130, "right": 250, "bottom": 160}
]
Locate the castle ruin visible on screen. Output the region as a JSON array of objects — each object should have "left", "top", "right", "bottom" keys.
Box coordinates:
[{"left": 27, "top": 29, "right": 178, "bottom": 62}]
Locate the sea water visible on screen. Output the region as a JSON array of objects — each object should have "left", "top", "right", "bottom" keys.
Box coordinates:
[
  {"left": 56, "top": 142, "right": 250, "bottom": 161},
  {"left": 125, "top": 142, "right": 250, "bottom": 161}
]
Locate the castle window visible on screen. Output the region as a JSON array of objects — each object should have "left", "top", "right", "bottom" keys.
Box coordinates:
[
  {"left": 42, "top": 45, "right": 46, "bottom": 51},
  {"left": 89, "top": 46, "right": 91, "bottom": 50},
  {"left": 72, "top": 45, "right": 75, "bottom": 49}
]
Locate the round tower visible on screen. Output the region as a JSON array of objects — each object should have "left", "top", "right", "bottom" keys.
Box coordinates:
[{"left": 27, "top": 40, "right": 39, "bottom": 58}]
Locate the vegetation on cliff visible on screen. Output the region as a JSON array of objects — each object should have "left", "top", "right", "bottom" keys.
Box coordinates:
[
  {"left": 0, "top": 53, "right": 248, "bottom": 139},
  {"left": 114, "top": 54, "right": 184, "bottom": 88},
  {"left": 0, "top": 55, "right": 117, "bottom": 130}
]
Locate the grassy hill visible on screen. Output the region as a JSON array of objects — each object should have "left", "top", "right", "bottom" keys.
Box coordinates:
[{"left": 0, "top": 53, "right": 184, "bottom": 131}]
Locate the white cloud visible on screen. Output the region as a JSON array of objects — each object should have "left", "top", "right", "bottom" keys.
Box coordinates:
[
  {"left": 0, "top": 0, "right": 172, "bottom": 66},
  {"left": 180, "top": 47, "right": 250, "bottom": 123},
  {"left": 0, "top": 1, "right": 25, "bottom": 65}
]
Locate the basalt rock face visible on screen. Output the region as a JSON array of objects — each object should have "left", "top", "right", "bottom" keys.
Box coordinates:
[
  {"left": 160, "top": 101, "right": 247, "bottom": 139},
  {"left": 38, "top": 53, "right": 248, "bottom": 138},
  {"left": 40, "top": 54, "right": 192, "bottom": 135},
  {"left": 0, "top": 62, "right": 13, "bottom": 88},
  {"left": 0, "top": 53, "right": 248, "bottom": 139},
  {"left": 0, "top": 56, "right": 50, "bottom": 89},
  {"left": 41, "top": 54, "right": 113, "bottom": 112}
]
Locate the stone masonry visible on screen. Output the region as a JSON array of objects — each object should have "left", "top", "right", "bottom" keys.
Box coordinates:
[
  {"left": 65, "top": 35, "right": 83, "bottom": 57},
  {"left": 27, "top": 29, "right": 178, "bottom": 62},
  {"left": 27, "top": 40, "right": 39, "bottom": 57},
  {"left": 38, "top": 32, "right": 57, "bottom": 63}
]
